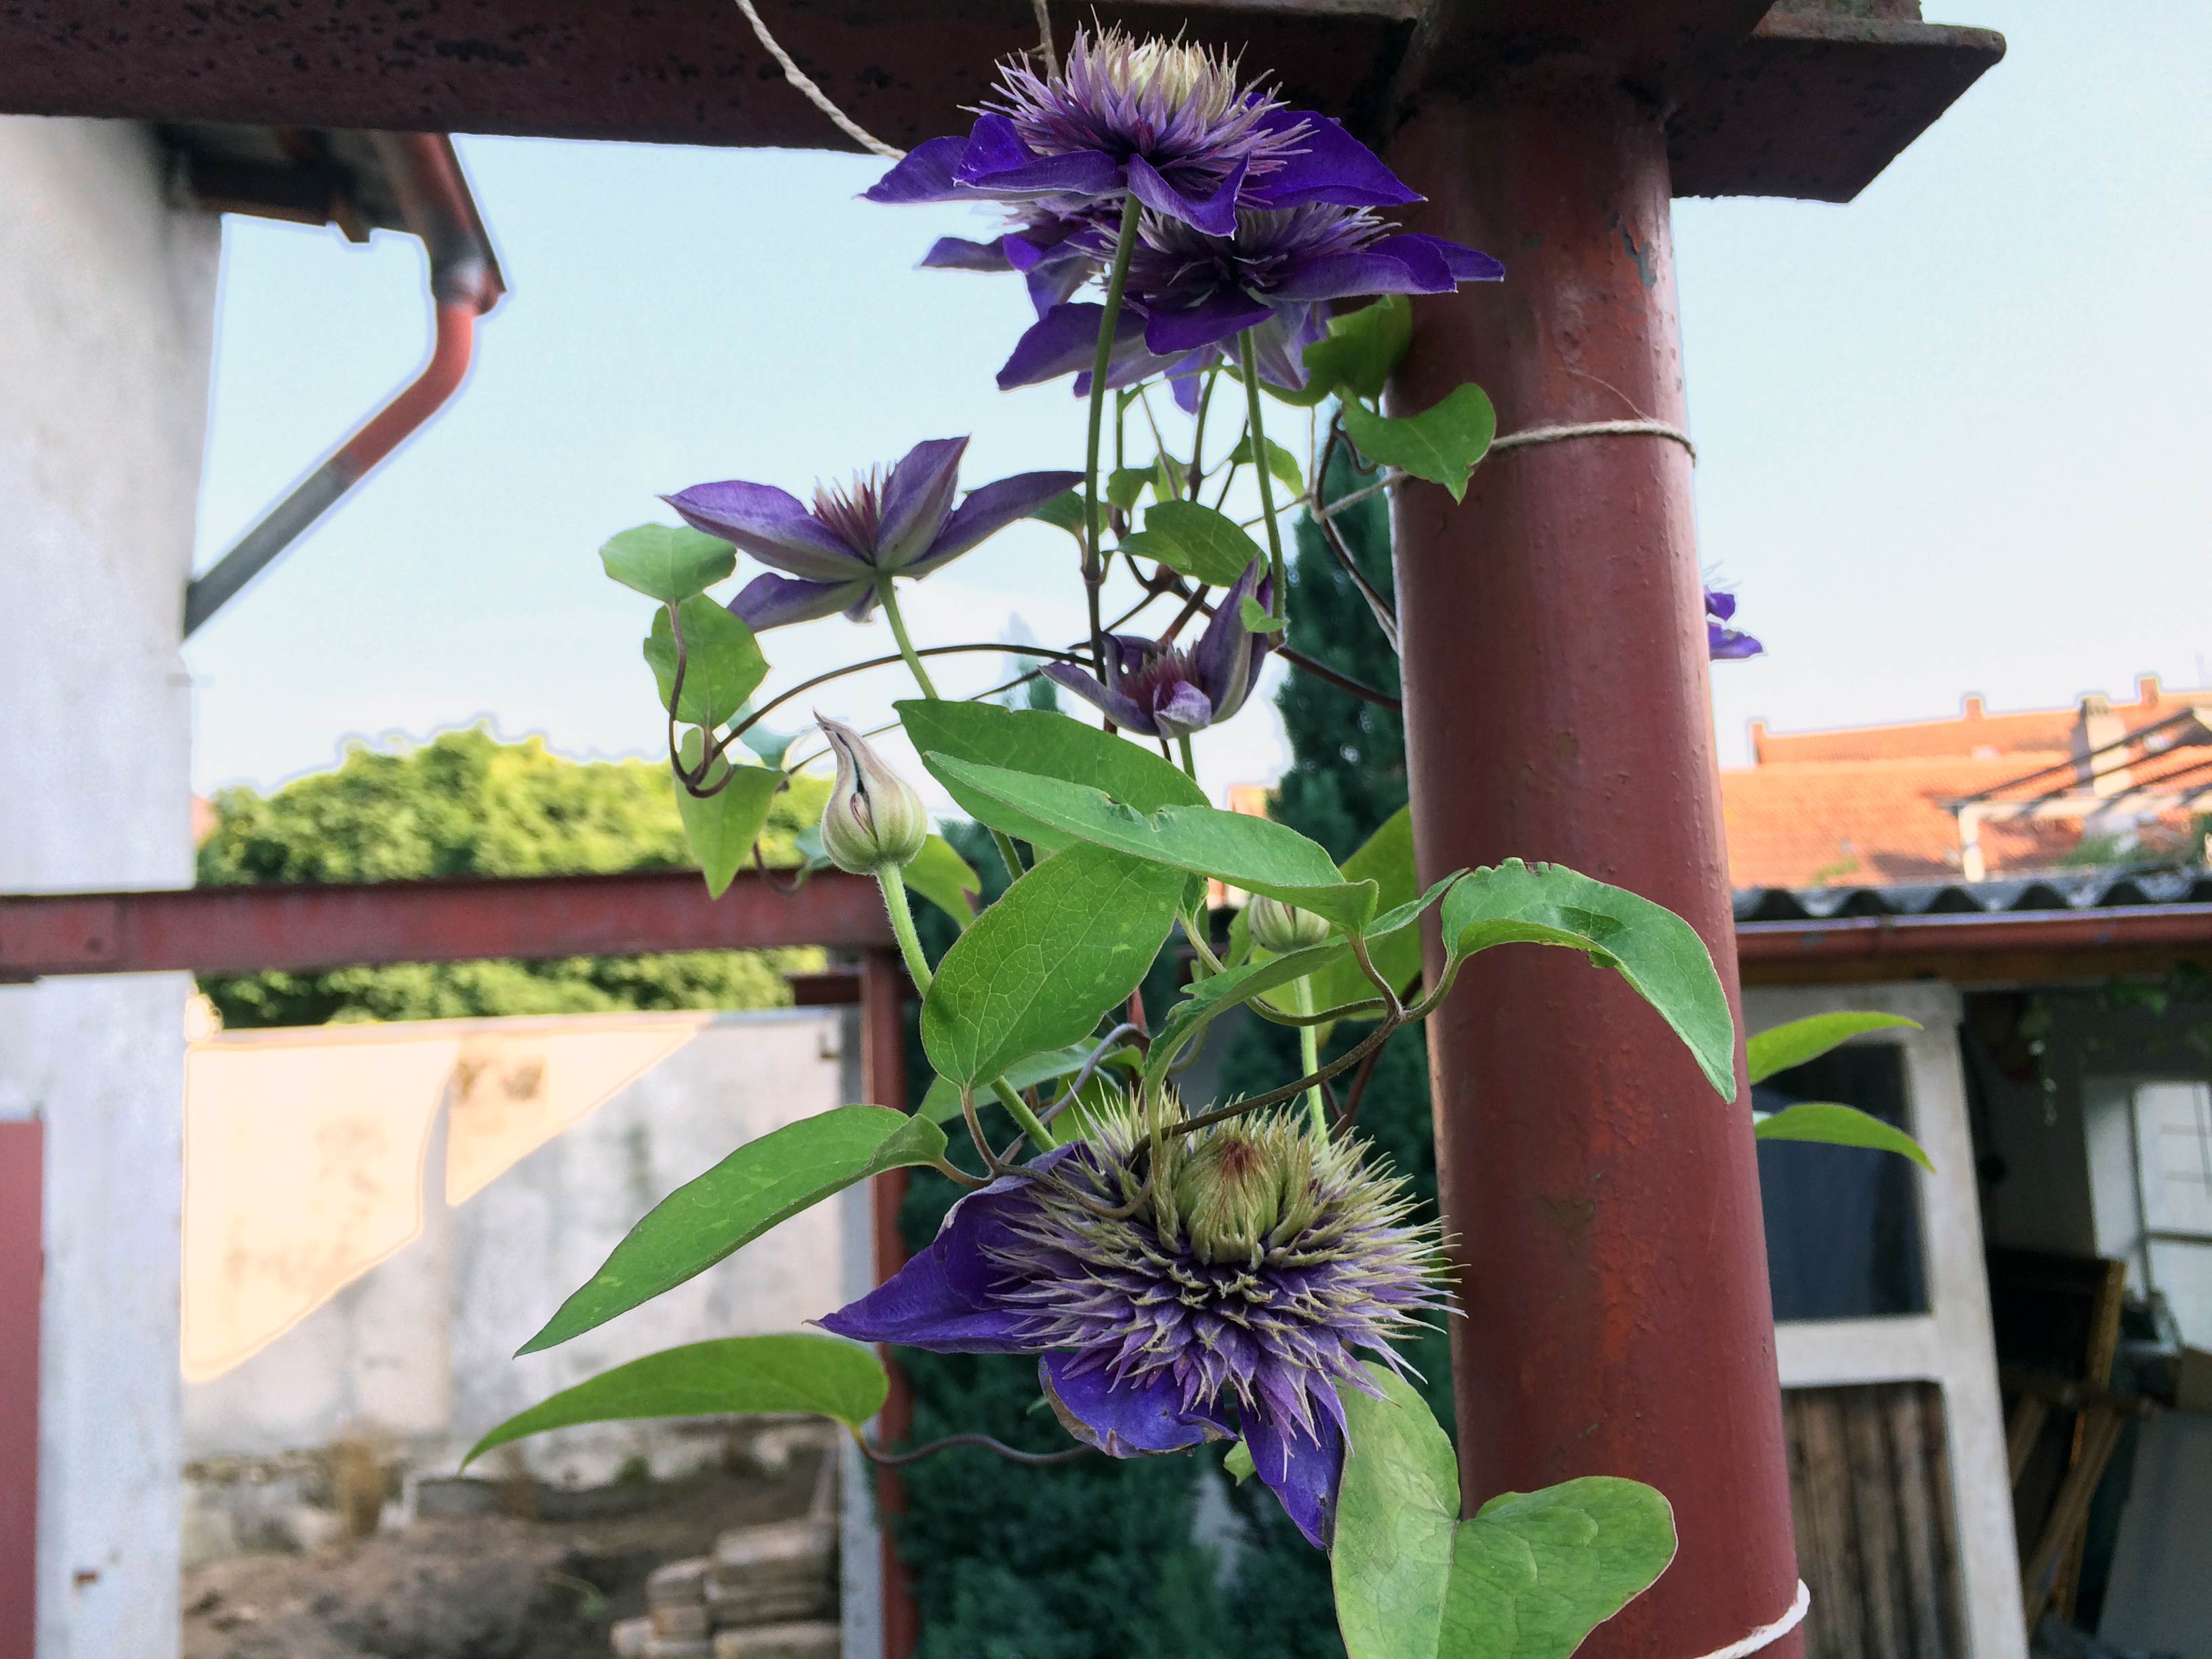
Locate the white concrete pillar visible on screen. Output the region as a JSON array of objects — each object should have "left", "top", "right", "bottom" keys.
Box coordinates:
[{"left": 0, "top": 116, "right": 218, "bottom": 1659}]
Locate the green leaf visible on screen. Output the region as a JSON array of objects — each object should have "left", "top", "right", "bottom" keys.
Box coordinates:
[
  {"left": 1226, "top": 434, "right": 1307, "bottom": 494},
  {"left": 1275, "top": 296, "right": 1413, "bottom": 408},
  {"left": 1030, "top": 489, "right": 1087, "bottom": 535},
  {"left": 897, "top": 700, "right": 1206, "bottom": 854},
  {"left": 1242, "top": 594, "right": 1287, "bottom": 633},
  {"left": 1107, "top": 467, "right": 1154, "bottom": 512},
  {"left": 466, "top": 1335, "right": 887, "bottom": 1466},
  {"left": 928, "top": 756, "right": 1378, "bottom": 929},
  {"left": 905, "top": 833, "right": 981, "bottom": 928},
  {"left": 1332, "top": 1363, "right": 1462, "bottom": 1659},
  {"left": 1154, "top": 452, "right": 1188, "bottom": 501},
  {"left": 922, "top": 843, "right": 1185, "bottom": 1088},
  {"left": 519, "top": 1105, "right": 947, "bottom": 1353},
  {"left": 1225, "top": 1439, "right": 1255, "bottom": 1484},
  {"left": 1746, "top": 1012, "right": 1921, "bottom": 1086},
  {"left": 1442, "top": 1481, "right": 1679, "bottom": 1659},
  {"left": 1754, "top": 1102, "right": 1934, "bottom": 1170},
  {"left": 1441, "top": 861, "right": 1736, "bottom": 1099},
  {"left": 645, "top": 598, "right": 769, "bottom": 729},
  {"left": 1139, "top": 500, "right": 1268, "bottom": 588},
  {"left": 1307, "top": 807, "right": 1420, "bottom": 1020},
  {"left": 916, "top": 1042, "right": 1140, "bottom": 1124},
  {"left": 1146, "top": 937, "right": 1355, "bottom": 1091},
  {"left": 673, "top": 735, "right": 781, "bottom": 900},
  {"left": 1332, "top": 1366, "right": 1677, "bottom": 1659},
  {"left": 1344, "top": 385, "right": 1497, "bottom": 503},
  {"left": 600, "top": 523, "right": 736, "bottom": 603}
]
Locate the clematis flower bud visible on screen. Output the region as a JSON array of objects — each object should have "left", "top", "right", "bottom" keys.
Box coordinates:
[
  {"left": 1168, "top": 1124, "right": 1319, "bottom": 1267},
  {"left": 1248, "top": 895, "right": 1330, "bottom": 953},
  {"left": 816, "top": 715, "right": 928, "bottom": 874}
]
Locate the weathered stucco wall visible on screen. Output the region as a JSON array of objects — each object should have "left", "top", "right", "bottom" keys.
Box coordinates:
[{"left": 0, "top": 115, "right": 217, "bottom": 1659}]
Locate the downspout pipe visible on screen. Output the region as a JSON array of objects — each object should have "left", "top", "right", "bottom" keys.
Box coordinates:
[{"left": 183, "top": 134, "right": 504, "bottom": 638}]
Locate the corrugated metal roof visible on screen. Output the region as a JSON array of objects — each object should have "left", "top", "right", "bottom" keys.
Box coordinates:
[{"left": 1733, "top": 865, "right": 2212, "bottom": 922}]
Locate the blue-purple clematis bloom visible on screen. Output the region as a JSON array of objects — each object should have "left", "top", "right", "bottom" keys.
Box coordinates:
[
  {"left": 664, "top": 438, "right": 1078, "bottom": 631},
  {"left": 819, "top": 1100, "right": 1443, "bottom": 1548},
  {"left": 865, "top": 28, "right": 1418, "bottom": 238},
  {"left": 1706, "top": 587, "right": 1763, "bottom": 660},
  {"left": 996, "top": 203, "right": 1502, "bottom": 399},
  {"left": 1042, "top": 560, "right": 1273, "bottom": 738}
]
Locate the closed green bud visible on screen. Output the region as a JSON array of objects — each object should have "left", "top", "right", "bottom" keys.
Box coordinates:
[
  {"left": 1248, "top": 895, "right": 1330, "bottom": 954},
  {"left": 1167, "top": 1121, "right": 1318, "bottom": 1266},
  {"left": 817, "top": 714, "right": 928, "bottom": 874}
]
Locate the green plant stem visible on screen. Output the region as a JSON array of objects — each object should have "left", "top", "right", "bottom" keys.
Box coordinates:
[
  {"left": 875, "top": 579, "right": 939, "bottom": 699},
  {"left": 988, "top": 827, "right": 1025, "bottom": 888},
  {"left": 1084, "top": 196, "right": 1146, "bottom": 678},
  {"left": 876, "top": 864, "right": 933, "bottom": 996},
  {"left": 1292, "top": 976, "right": 1326, "bottom": 1136},
  {"left": 1238, "top": 329, "right": 1288, "bottom": 622},
  {"left": 1176, "top": 734, "right": 1197, "bottom": 779},
  {"left": 1188, "top": 369, "right": 1220, "bottom": 497},
  {"left": 993, "top": 1078, "right": 1059, "bottom": 1151}
]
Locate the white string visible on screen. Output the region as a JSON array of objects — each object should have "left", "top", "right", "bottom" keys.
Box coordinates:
[
  {"left": 1686, "top": 1579, "right": 1811, "bottom": 1659},
  {"left": 1490, "top": 418, "right": 1698, "bottom": 464},
  {"left": 732, "top": 0, "right": 907, "bottom": 161}
]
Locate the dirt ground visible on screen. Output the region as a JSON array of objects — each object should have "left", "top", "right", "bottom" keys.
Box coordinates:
[{"left": 181, "top": 1456, "right": 827, "bottom": 1659}]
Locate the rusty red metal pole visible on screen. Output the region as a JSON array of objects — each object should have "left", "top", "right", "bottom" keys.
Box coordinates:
[
  {"left": 0, "top": 1120, "right": 41, "bottom": 1654},
  {"left": 859, "top": 947, "right": 920, "bottom": 1659},
  {"left": 1386, "top": 79, "right": 1800, "bottom": 1657}
]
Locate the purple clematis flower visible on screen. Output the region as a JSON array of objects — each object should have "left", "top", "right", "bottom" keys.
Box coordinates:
[
  {"left": 920, "top": 205, "right": 1114, "bottom": 318},
  {"left": 865, "top": 28, "right": 1418, "bottom": 237},
  {"left": 1042, "top": 560, "right": 1273, "bottom": 737},
  {"left": 994, "top": 203, "right": 1502, "bottom": 399},
  {"left": 819, "top": 1099, "right": 1444, "bottom": 1548},
  {"left": 1706, "top": 586, "right": 1763, "bottom": 660},
  {"left": 664, "top": 438, "right": 1078, "bottom": 632}
]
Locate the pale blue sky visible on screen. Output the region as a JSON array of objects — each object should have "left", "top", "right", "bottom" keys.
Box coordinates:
[{"left": 184, "top": 0, "right": 2211, "bottom": 804}]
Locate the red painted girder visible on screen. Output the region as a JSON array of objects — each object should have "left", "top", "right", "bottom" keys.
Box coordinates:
[{"left": 0, "top": 870, "right": 893, "bottom": 980}]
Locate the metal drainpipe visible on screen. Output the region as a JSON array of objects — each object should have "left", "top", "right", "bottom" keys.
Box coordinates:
[{"left": 183, "top": 134, "right": 504, "bottom": 638}]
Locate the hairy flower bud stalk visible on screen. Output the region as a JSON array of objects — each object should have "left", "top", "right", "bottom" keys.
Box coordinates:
[
  {"left": 816, "top": 716, "right": 928, "bottom": 874},
  {"left": 1248, "top": 895, "right": 1330, "bottom": 954}
]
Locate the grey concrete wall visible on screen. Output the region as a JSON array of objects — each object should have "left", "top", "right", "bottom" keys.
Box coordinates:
[{"left": 0, "top": 116, "right": 218, "bottom": 1659}]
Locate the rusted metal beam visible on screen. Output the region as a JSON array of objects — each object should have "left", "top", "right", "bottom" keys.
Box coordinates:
[
  {"left": 1386, "top": 67, "right": 1803, "bottom": 1659},
  {"left": 0, "top": 870, "right": 894, "bottom": 981},
  {"left": 859, "top": 949, "right": 920, "bottom": 1659}
]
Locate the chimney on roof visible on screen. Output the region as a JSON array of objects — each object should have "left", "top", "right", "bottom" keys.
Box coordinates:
[
  {"left": 1962, "top": 694, "right": 1984, "bottom": 718},
  {"left": 1748, "top": 720, "right": 1767, "bottom": 764},
  {"left": 2074, "top": 693, "right": 2131, "bottom": 797},
  {"left": 2138, "top": 674, "right": 2162, "bottom": 708}
]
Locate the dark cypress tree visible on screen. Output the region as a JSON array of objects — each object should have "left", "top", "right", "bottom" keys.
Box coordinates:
[{"left": 888, "top": 450, "right": 1443, "bottom": 1657}]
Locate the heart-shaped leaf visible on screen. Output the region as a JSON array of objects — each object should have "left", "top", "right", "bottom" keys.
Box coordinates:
[
  {"left": 1274, "top": 296, "right": 1413, "bottom": 407},
  {"left": 1140, "top": 499, "right": 1267, "bottom": 588},
  {"left": 600, "top": 523, "right": 736, "bottom": 602},
  {"left": 673, "top": 734, "right": 782, "bottom": 900},
  {"left": 1345, "top": 385, "right": 1497, "bottom": 502},
  {"left": 646, "top": 598, "right": 769, "bottom": 730}
]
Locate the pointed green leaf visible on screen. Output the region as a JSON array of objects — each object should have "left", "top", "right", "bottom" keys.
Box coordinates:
[
  {"left": 1226, "top": 434, "right": 1306, "bottom": 494},
  {"left": 897, "top": 699, "right": 1205, "bottom": 854},
  {"left": 1275, "top": 295, "right": 1413, "bottom": 407},
  {"left": 467, "top": 1335, "right": 887, "bottom": 1466},
  {"left": 1242, "top": 594, "right": 1286, "bottom": 633},
  {"left": 519, "top": 1105, "right": 946, "bottom": 1354},
  {"left": 1441, "top": 1479, "right": 1678, "bottom": 1659},
  {"left": 917, "top": 1041, "right": 1141, "bottom": 1124},
  {"left": 1141, "top": 500, "right": 1268, "bottom": 588},
  {"left": 1441, "top": 861, "right": 1735, "bottom": 1099},
  {"left": 673, "top": 735, "right": 781, "bottom": 900},
  {"left": 1344, "top": 385, "right": 1497, "bottom": 503},
  {"left": 1154, "top": 451, "right": 1188, "bottom": 501},
  {"left": 1146, "top": 937, "right": 1357, "bottom": 1092},
  {"left": 922, "top": 843, "right": 1185, "bottom": 1088},
  {"left": 645, "top": 598, "right": 769, "bottom": 729},
  {"left": 1225, "top": 1440, "right": 1256, "bottom": 1484},
  {"left": 600, "top": 523, "right": 736, "bottom": 602},
  {"left": 928, "top": 756, "right": 1378, "bottom": 928},
  {"left": 1754, "top": 1102, "right": 1934, "bottom": 1170},
  {"left": 1332, "top": 1364, "right": 1462, "bottom": 1659},
  {"left": 1030, "top": 489, "right": 1087, "bottom": 535},
  {"left": 904, "top": 833, "right": 981, "bottom": 928},
  {"left": 1306, "top": 807, "right": 1422, "bottom": 1020},
  {"left": 1746, "top": 1012, "right": 1921, "bottom": 1086},
  {"left": 1107, "top": 467, "right": 1154, "bottom": 512}
]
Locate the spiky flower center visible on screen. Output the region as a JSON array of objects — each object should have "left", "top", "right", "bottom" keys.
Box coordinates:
[
  {"left": 813, "top": 469, "right": 886, "bottom": 555},
  {"left": 988, "top": 1098, "right": 1444, "bottom": 1434},
  {"left": 987, "top": 27, "right": 1309, "bottom": 189}
]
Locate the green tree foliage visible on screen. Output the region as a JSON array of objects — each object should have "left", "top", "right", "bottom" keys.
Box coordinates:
[
  {"left": 888, "top": 449, "right": 1446, "bottom": 1657},
  {"left": 195, "top": 726, "right": 823, "bottom": 1026}
]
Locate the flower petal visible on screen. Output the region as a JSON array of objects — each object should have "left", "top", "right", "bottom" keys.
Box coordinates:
[
  {"left": 997, "top": 302, "right": 1146, "bottom": 390},
  {"left": 1269, "top": 245, "right": 1459, "bottom": 304},
  {"left": 1244, "top": 113, "right": 1420, "bottom": 209},
  {"left": 1043, "top": 662, "right": 1155, "bottom": 735},
  {"left": 729, "top": 573, "right": 871, "bottom": 632},
  {"left": 960, "top": 119, "right": 1124, "bottom": 200},
  {"left": 1241, "top": 1404, "right": 1345, "bottom": 1549},
  {"left": 665, "top": 481, "right": 864, "bottom": 581},
  {"left": 1141, "top": 287, "right": 1277, "bottom": 356},
  {"left": 1126, "top": 152, "right": 1248, "bottom": 237},
  {"left": 1708, "top": 623, "right": 1763, "bottom": 661},
  {"left": 905, "top": 468, "right": 1086, "bottom": 577},
  {"left": 1040, "top": 1353, "right": 1232, "bottom": 1456},
  {"left": 1150, "top": 680, "right": 1217, "bottom": 739},
  {"left": 1704, "top": 587, "right": 1737, "bottom": 621},
  {"left": 1166, "top": 350, "right": 1214, "bottom": 414},
  {"left": 876, "top": 437, "right": 969, "bottom": 569},
  {"left": 1192, "top": 559, "right": 1270, "bottom": 722},
  {"left": 863, "top": 134, "right": 974, "bottom": 205},
  {"left": 920, "top": 236, "right": 1015, "bottom": 272}
]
